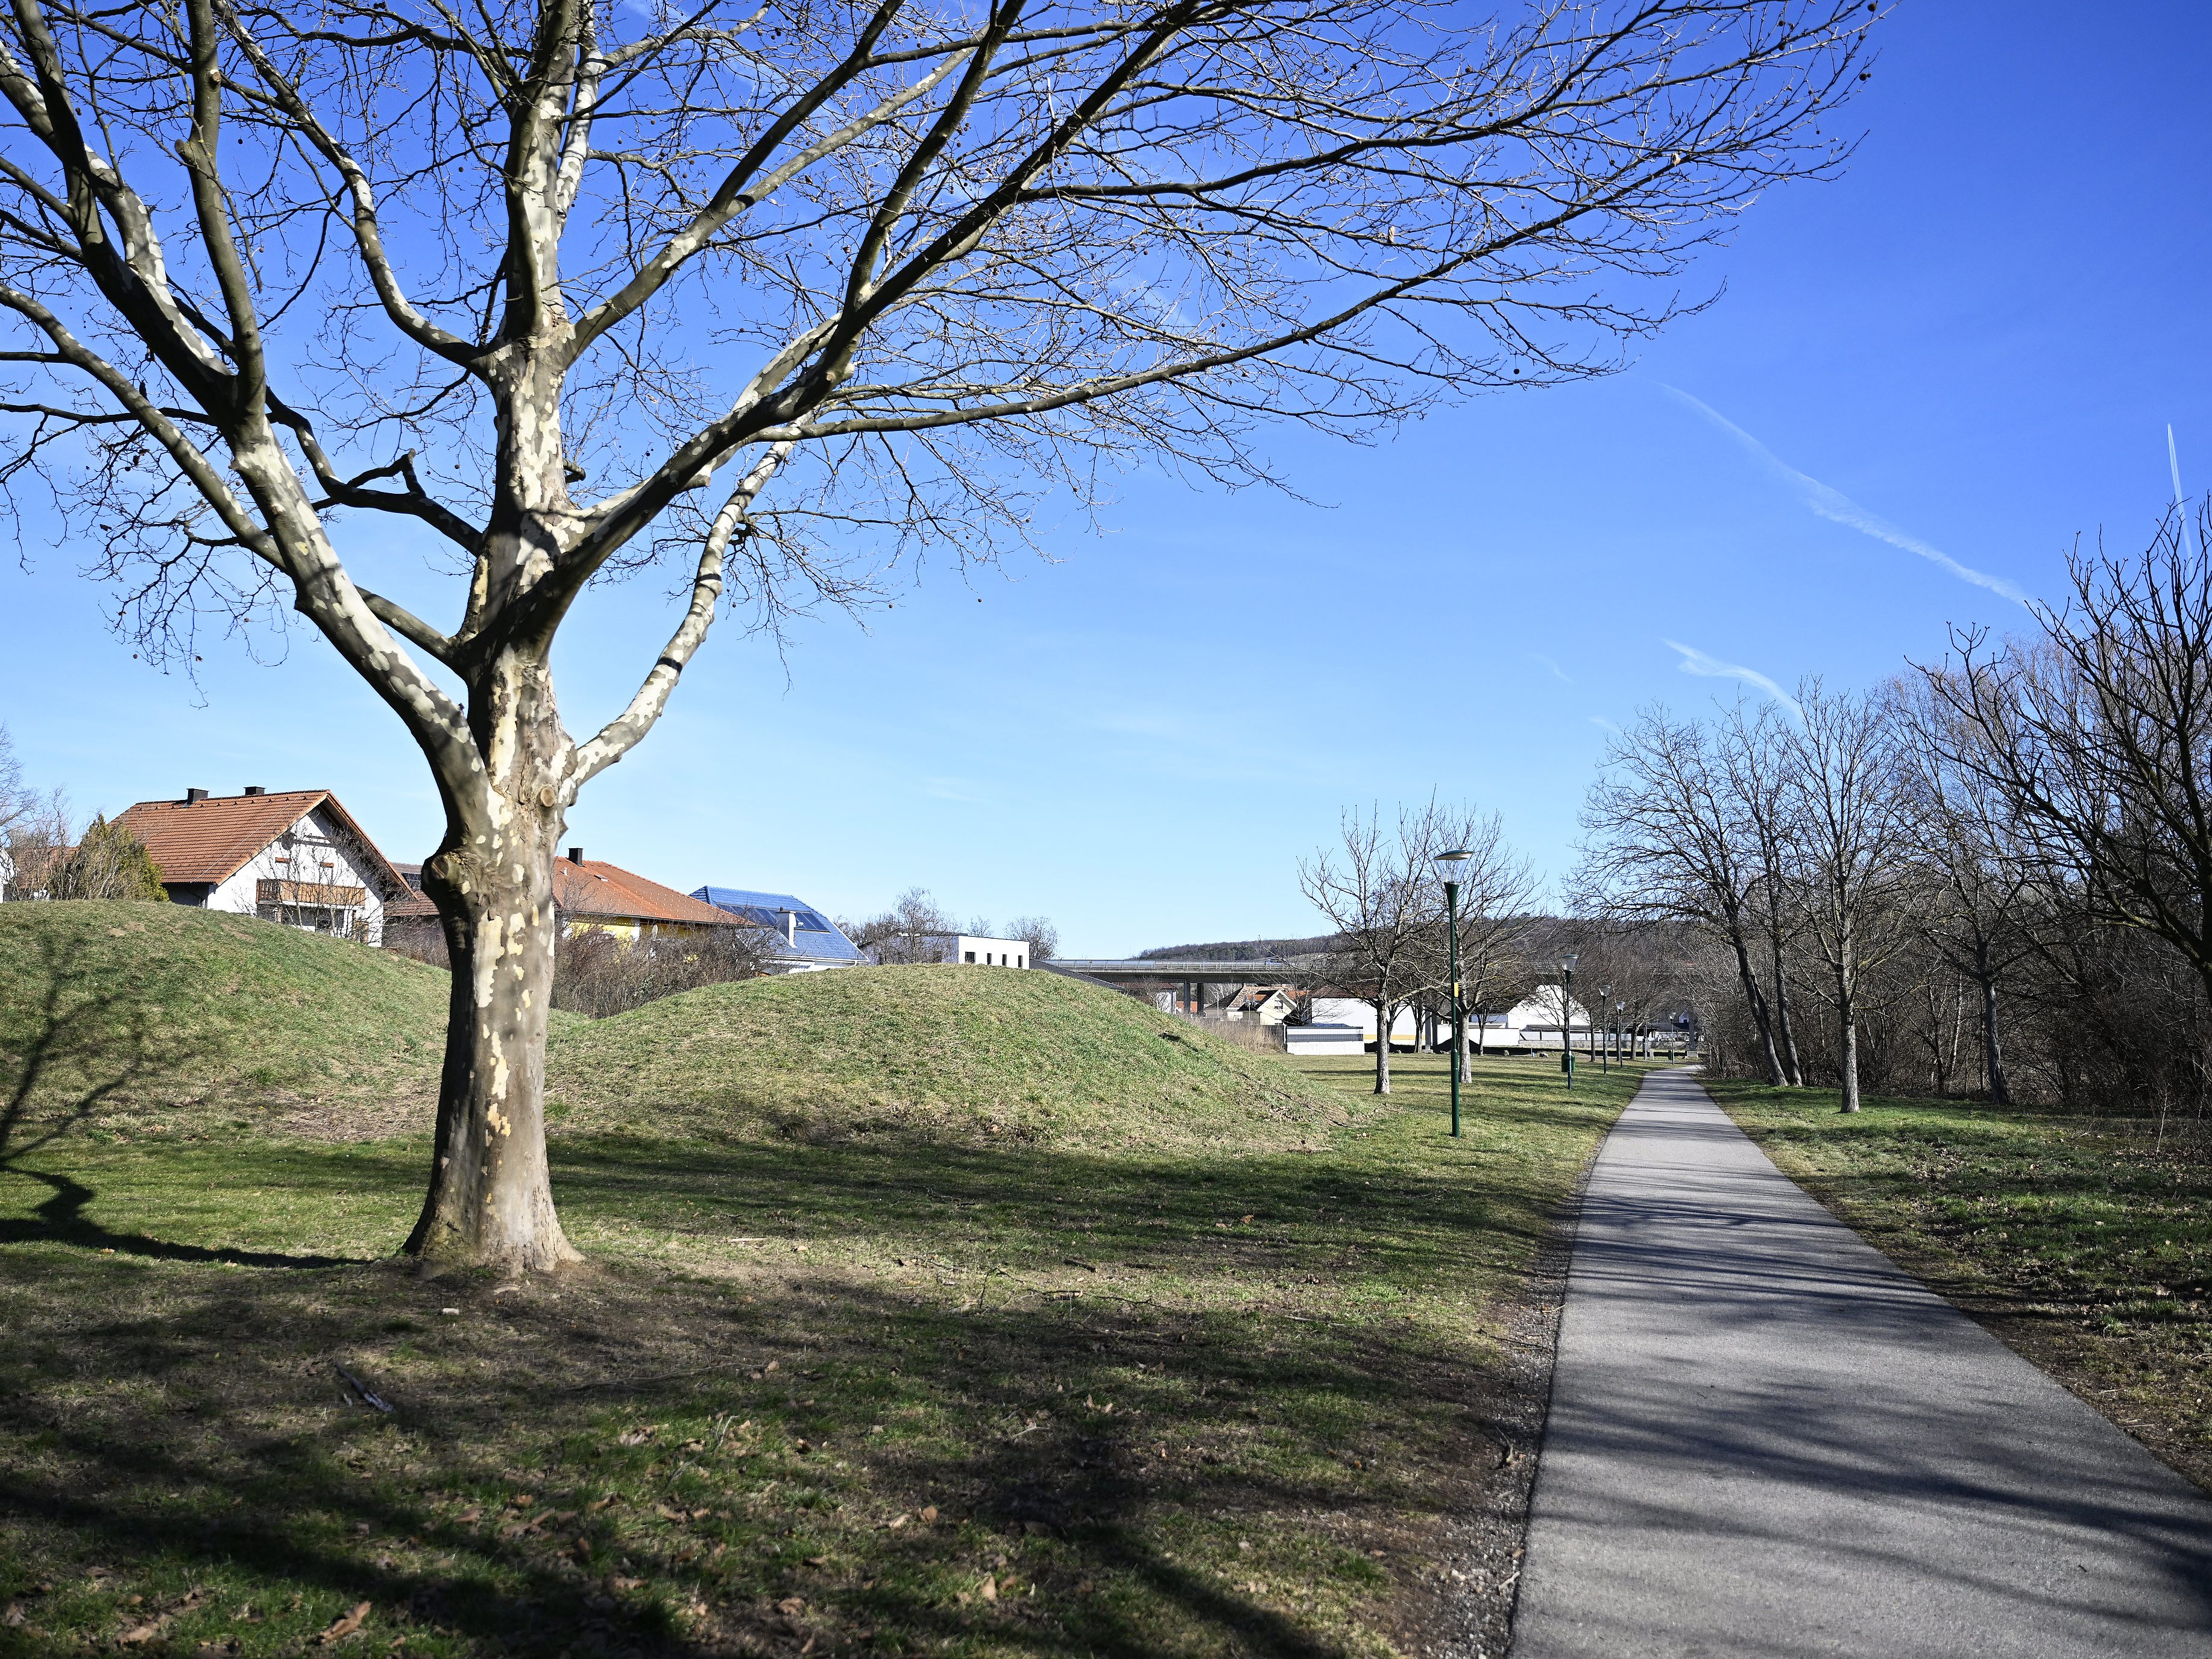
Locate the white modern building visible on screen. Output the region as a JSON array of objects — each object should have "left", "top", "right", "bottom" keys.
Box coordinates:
[{"left": 866, "top": 932, "right": 1032, "bottom": 968}]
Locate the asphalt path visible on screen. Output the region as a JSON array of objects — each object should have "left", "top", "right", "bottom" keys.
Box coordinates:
[{"left": 1510, "top": 1066, "right": 2212, "bottom": 1658}]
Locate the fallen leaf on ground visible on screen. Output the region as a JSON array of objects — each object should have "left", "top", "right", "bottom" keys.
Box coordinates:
[
  {"left": 920, "top": 1505, "right": 938, "bottom": 1523},
  {"left": 315, "top": 1602, "right": 371, "bottom": 1645},
  {"left": 777, "top": 1596, "right": 805, "bottom": 1616},
  {"left": 978, "top": 1576, "right": 998, "bottom": 1603}
]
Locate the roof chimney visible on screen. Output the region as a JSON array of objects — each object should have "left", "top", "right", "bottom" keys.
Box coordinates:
[
  {"left": 567, "top": 846, "right": 584, "bottom": 864},
  {"left": 784, "top": 908, "right": 797, "bottom": 946},
  {"left": 242, "top": 785, "right": 265, "bottom": 796},
  {"left": 184, "top": 787, "right": 209, "bottom": 805}
]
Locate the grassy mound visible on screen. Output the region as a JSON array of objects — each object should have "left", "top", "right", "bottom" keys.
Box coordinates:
[
  {"left": 0, "top": 901, "right": 453, "bottom": 1138},
  {"left": 546, "top": 964, "right": 1347, "bottom": 1150}
]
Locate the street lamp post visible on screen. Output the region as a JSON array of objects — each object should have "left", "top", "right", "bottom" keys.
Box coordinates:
[
  {"left": 1435, "top": 848, "right": 1475, "bottom": 1137},
  {"left": 1558, "top": 953, "right": 1580, "bottom": 1089}
]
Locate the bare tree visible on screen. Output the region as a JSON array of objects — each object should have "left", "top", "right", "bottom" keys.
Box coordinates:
[
  {"left": 1440, "top": 813, "right": 1538, "bottom": 1061},
  {"left": 1301, "top": 798, "right": 1475, "bottom": 1094},
  {"left": 1927, "top": 511, "right": 2212, "bottom": 1099},
  {"left": 1718, "top": 701, "right": 1809, "bottom": 1084},
  {"left": 0, "top": 725, "right": 26, "bottom": 840},
  {"left": 854, "top": 887, "right": 959, "bottom": 962},
  {"left": 552, "top": 922, "right": 780, "bottom": 1017},
  {"left": 0, "top": 0, "right": 1873, "bottom": 1267},
  {"left": 1776, "top": 680, "right": 1910, "bottom": 1113},
  {"left": 1005, "top": 914, "right": 1058, "bottom": 965},
  {"left": 1892, "top": 675, "right": 2048, "bottom": 1106},
  {"left": 1577, "top": 706, "right": 1786, "bottom": 1082}
]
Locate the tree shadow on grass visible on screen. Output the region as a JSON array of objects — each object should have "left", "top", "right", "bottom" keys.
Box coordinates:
[
  {"left": 0, "top": 1261, "right": 1480, "bottom": 1659},
  {"left": 1, "top": 926, "right": 358, "bottom": 1268},
  {"left": 0, "top": 1085, "right": 1605, "bottom": 1657}
]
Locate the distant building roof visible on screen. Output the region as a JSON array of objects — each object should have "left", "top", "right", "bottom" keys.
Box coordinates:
[
  {"left": 692, "top": 886, "right": 864, "bottom": 962},
  {"left": 556, "top": 858, "right": 734, "bottom": 928},
  {"left": 385, "top": 862, "right": 436, "bottom": 922},
  {"left": 112, "top": 789, "right": 408, "bottom": 895}
]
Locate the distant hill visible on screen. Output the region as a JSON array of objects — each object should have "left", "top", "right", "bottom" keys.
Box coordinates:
[{"left": 1133, "top": 936, "right": 1337, "bottom": 963}]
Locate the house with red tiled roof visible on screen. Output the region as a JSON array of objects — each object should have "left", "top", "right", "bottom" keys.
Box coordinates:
[
  {"left": 554, "top": 846, "right": 737, "bottom": 942},
  {"left": 112, "top": 786, "right": 413, "bottom": 945}
]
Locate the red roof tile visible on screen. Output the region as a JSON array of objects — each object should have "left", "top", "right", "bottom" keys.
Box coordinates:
[
  {"left": 554, "top": 858, "right": 732, "bottom": 928},
  {"left": 111, "top": 790, "right": 408, "bottom": 895}
]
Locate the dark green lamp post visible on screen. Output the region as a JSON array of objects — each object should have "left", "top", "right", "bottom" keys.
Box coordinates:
[
  {"left": 1435, "top": 848, "right": 1475, "bottom": 1136},
  {"left": 1558, "top": 953, "right": 1580, "bottom": 1088}
]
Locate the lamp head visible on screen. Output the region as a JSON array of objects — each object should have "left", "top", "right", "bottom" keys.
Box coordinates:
[
  {"left": 1560, "top": 952, "right": 1579, "bottom": 974},
  {"left": 1435, "top": 848, "right": 1475, "bottom": 864}
]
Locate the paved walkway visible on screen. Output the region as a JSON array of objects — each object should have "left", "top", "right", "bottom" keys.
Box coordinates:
[{"left": 1511, "top": 1067, "right": 2212, "bottom": 1658}]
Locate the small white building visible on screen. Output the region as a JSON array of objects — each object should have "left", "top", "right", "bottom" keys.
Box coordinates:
[
  {"left": 1284, "top": 1024, "right": 1366, "bottom": 1057},
  {"left": 868, "top": 932, "right": 1032, "bottom": 968},
  {"left": 1306, "top": 996, "right": 1420, "bottom": 1041},
  {"left": 112, "top": 787, "right": 411, "bottom": 945},
  {"left": 1479, "top": 991, "right": 1592, "bottom": 1048}
]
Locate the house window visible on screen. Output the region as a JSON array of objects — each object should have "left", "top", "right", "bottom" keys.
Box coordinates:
[
  {"left": 1016, "top": 955, "right": 1024, "bottom": 969},
  {"left": 964, "top": 950, "right": 975, "bottom": 963}
]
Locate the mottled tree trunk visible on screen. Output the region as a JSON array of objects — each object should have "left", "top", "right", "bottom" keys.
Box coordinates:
[
  {"left": 1372, "top": 998, "right": 1392, "bottom": 1095},
  {"left": 403, "top": 649, "right": 582, "bottom": 1273}
]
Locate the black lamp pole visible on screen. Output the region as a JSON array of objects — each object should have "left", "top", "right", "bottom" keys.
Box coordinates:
[
  {"left": 1559, "top": 953, "right": 1580, "bottom": 1089},
  {"left": 1436, "top": 849, "right": 1475, "bottom": 1137}
]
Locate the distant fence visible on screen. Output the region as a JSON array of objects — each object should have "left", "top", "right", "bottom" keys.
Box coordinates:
[{"left": 1180, "top": 1012, "right": 1289, "bottom": 1053}]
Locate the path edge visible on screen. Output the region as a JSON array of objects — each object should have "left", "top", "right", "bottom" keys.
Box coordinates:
[{"left": 1422, "top": 1084, "right": 1621, "bottom": 1659}]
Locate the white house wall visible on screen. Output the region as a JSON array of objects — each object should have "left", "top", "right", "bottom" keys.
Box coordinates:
[
  {"left": 1308, "top": 997, "right": 1419, "bottom": 1039},
  {"left": 204, "top": 805, "right": 388, "bottom": 945}
]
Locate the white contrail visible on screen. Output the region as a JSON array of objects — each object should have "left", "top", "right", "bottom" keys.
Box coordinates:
[
  {"left": 2170, "top": 425, "right": 2199, "bottom": 557},
  {"left": 1663, "top": 385, "right": 2028, "bottom": 604},
  {"left": 1528, "top": 651, "right": 1572, "bottom": 684},
  {"left": 1663, "top": 639, "right": 1803, "bottom": 720}
]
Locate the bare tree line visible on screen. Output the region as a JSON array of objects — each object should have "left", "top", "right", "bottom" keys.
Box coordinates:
[
  {"left": 0, "top": 728, "right": 165, "bottom": 902},
  {"left": 1578, "top": 506, "right": 2212, "bottom": 1120}
]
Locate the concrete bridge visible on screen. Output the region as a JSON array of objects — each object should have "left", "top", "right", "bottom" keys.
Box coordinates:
[{"left": 1047, "top": 958, "right": 1312, "bottom": 1016}]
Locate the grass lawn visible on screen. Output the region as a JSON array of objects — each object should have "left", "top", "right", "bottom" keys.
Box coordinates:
[
  {"left": 0, "top": 1033, "right": 1645, "bottom": 1659},
  {"left": 1707, "top": 1080, "right": 2212, "bottom": 1492}
]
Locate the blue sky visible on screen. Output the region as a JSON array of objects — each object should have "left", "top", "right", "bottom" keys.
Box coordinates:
[{"left": 4, "top": 2, "right": 2207, "bottom": 955}]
